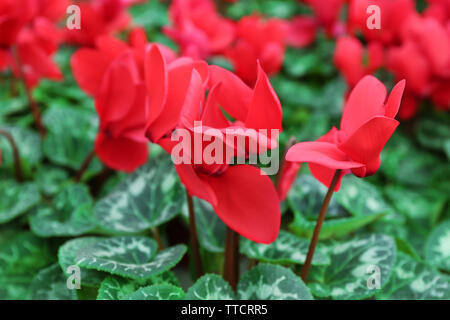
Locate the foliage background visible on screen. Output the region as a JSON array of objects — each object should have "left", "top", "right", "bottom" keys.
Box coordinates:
[{"left": 0, "top": 0, "right": 449, "bottom": 300}]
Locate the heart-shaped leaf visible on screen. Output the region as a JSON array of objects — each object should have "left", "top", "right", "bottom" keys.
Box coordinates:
[
  {"left": 237, "top": 264, "right": 313, "bottom": 300},
  {"left": 0, "top": 232, "right": 54, "bottom": 299},
  {"left": 95, "top": 157, "right": 183, "bottom": 234},
  {"left": 288, "top": 175, "right": 346, "bottom": 220},
  {"left": 42, "top": 107, "right": 101, "bottom": 174},
  {"left": 377, "top": 252, "right": 450, "bottom": 300},
  {"left": 309, "top": 233, "right": 396, "bottom": 300},
  {"left": 29, "top": 184, "right": 96, "bottom": 237},
  {"left": 75, "top": 236, "right": 187, "bottom": 280},
  {"left": 30, "top": 264, "right": 77, "bottom": 300},
  {"left": 241, "top": 230, "right": 330, "bottom": 266},
  {"left": 0, "top": 180, "right": 40, "bottom": 224},
  {"left": 185, "top": 274, "right": 235, "bottom": 300},
  {"left": 336, "top": 175, "right": 394, "bottom": 216},
  {"left": 58, "top": 237, "right": 106, "bottom": 287}
]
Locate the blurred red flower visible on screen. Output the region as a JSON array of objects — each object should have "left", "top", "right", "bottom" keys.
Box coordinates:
[
  {"left": 164, "top": 0, "right": 235, "bottom": 59},
  {"left": 348, "top": 0, "right": 416, "bottom": 44},
  {"left": 0, "top": 0, "right": 66, "bottom": 87},
  {"left": 226, "top": 15, "right": 287, "bottom": 86},
  {"left": 286, "top": 76, "right": 405, "bottom": 191},
  {"left": 334, "top": 35, "right": 384, "bottom": 88},
  {"left": 71, "top": 28, "right": 176, "bottom": 97},
  {"left": 94, "top": 52, "right": 149, "bottom": 172},
  {"left": 301, "top": 0, "right": 346, "bottom": 35},
  {"left": 65, "top": 0, "right": 144, "bottom": 46}
]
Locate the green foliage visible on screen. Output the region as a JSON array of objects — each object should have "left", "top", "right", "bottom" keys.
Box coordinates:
[
  {"left": 237, "top": 264, "right": 313, "bottom": 300},
  {"left": 308, "top": 234, "right": 396, "bottom": 300},
  {"left": 95, "top": 157, "right": 183, "bottom": 234},
  {"left": 185, "top": 274, "right": 235, "bottom": 300},
  {"left": 241, "top": 230, "right": 330, "bottom": 266},
  {"left": 75, "top": 236, "right": 187, "bottom": 280}
]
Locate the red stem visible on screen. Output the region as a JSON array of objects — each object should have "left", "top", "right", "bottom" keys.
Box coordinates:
[
  {"left": 12, "top": 47, "right": 46, "bottom": 139},
  {"left": 300, "top": 169, "right": 342, "bottom": 282},
  {"left": 0, "top": 128, "right": 23, "bottom": 182},
  {"left": 223, "top": 226, "right": 240, "bottom": 290},
  {"left": 74, "top": 150, "right": 95, "bottom": 183}
]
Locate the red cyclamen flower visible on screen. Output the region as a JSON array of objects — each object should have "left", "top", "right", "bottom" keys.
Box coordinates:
[
  {"left": 151, "top": 58, "right": 283, "bottom": 243},
  {"left": 286, "top": 76, "right": 405, "bottom": 191}
]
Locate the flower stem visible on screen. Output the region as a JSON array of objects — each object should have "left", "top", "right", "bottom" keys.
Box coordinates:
[
  {"left": 11, "top": 47, "right": 46, "bottom": 139},
  {"left": 224, "top": 226, "right": 240, "bottom": 290},
  {"left": 152, "top": 227, "right": 164, "bottom": 250},
  {"left": 0, "top": 128, "right": 23, "bottom": 182},
  {"left": 74, "top": 150, "right": 95, "bottom": 183},
  {"left": 300, "top": 169, "right": 341, "bottom": 282},
  {"left": 186, "top": 190, "right": 204, "bottom": 278}
]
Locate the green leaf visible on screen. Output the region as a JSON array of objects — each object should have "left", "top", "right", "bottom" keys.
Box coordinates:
[
  {"left": 336, "top": 175, "right": 394, "bottom": 216},
  {"left": 289, "top": 211, "right": 384, "bottom": 240},
  {"left": 382, "top": 135, "right": 443, "bottom": 187},
  {"left": 128, "top": 284, "right": 185, "bottom": 300},
  {"left": 0, "top": 180, "right": 40, "bottom": 224},
  {"left": 417, "top": 112, "right": 450, "bottom": 154},
  {"left": 185, "top": 274, "right": 235, "bottom": 300},
  {"left": 310, "top": 234, "right": 396, "bottom": 300},
  {"left": 378, "top": 253, "right": 450, "bottom": 300},
  {"left": 191, "top": 197, "right": 226, "bottom": 253},
  {"left": 95, "top": 157, "right": 183, "bottom": 234},
  {"left": 237, "top": 264, "right": 313, "bottom": 300},
  {"left": 241, "top": 230, "right": 330, "bottom": 266},
  {"left": 58, "top": 237, "right": 106, "bottom": 287},
  {"left": 75, "top": 236, "right": 187, "bottom": 280},
  {"left": 97, "top": 271, "right": 180, "bottom": 300},
  {"left": 0, "top": 125, "right": 42, "bottom": 173},
  {"left": 31, "top": 264, "right": 77, "bottom": 300},
  {"left": 35, "top": 165, "right": 69, "bottom": 196},
  {"left": 425, "top": 220, "right": 450, "bottom": 272},
  {"left": 0, "top": 232, "right": 54, "bottom": 299},
  {"left": 385, "top": 186, "right": 446, "bottom": 228},
  {"left": 288, "top": 175, "right": 346, "bottom": 220},
  {"left": 29, "top": 184, "right": 96, "bottom": 237},
  {"left": 42, "top": 107, "right": 101, "bottom": 173}
]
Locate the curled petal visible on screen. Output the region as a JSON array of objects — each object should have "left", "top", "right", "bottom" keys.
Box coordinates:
[
  {"left": 201, "top": 165, "right": 281, "bottom": 244},
  {"left": 384, "top": 80, "right": 406, "bottom": 118},
  {"left": 340, "top": 75, "right": 387, "bottom": 136},
  {"left": 286, "top": 141, "right": 364, "bottom": 169},
  {"left": 339, "top": 116, "right": 399, "bottom": 176},
  {"left": 95, "top": 132, "right": 148, "bottom": 173}
]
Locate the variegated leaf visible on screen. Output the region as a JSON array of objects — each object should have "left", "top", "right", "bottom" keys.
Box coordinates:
[
  {"left": 75, "top": 236, "right": 187, "bottom": 280},
  {"left": 31, "top": 264, "right": 77, "bottom": 300},
  {"left": 185, "top": 274, "right": 235, "bottom": 300},
  {"left": 29, "top": 184, "right": 96, "bottom": 237},
  {"left": 378, "top": 252, "right": 450, "bottom": 300},
  {"left": 237, "top": 264, "right": 313, "bottom": 300},
  {"left": 95, "top": 157, "right": 183, "bottom": 234},
  {"left": 241, "top": 230, "right": 330, "bottom": 266},
  {"left": 0, "top": 180, "right": 40, "bottom": 224}
]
